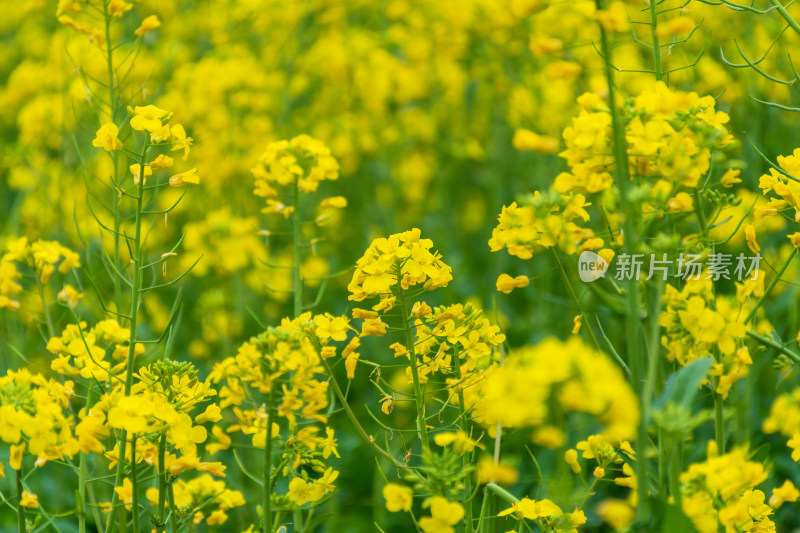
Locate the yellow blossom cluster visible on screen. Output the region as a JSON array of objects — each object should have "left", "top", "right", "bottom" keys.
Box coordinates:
[
  {"left": 465, "top": 337, "right": 639, "bottom": 443},
  {"left": 251, "top": 134, "right": 341, "bottom": 218},
  {"left": 209, "top": 313, "right": 342, "bottom": 508},
  {"left": 348, "top": 228, "right": 453, "bottom": 301},
  {"left": 659, "top": 279, "right": 751, "bottom": 398},
  {"left": 488, "top": 191, "right": 610, "bottom": 259},
  {"left": 680, "top": 443, "right": 779, "bottom": 533},
  {"left": 557, "top": 83, "right": 733, "bottom": 195}
]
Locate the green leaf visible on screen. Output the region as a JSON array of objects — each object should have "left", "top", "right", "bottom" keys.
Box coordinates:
[{"left": 656, "top": 357, "right": 713, "bottom": 410}]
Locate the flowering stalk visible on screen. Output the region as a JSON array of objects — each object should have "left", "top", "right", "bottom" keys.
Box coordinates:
[
  {"left": 156, "top": 433, "right": 167, "bottom": 533},
  {"left": 594, "top": 3, "right": 649, "bottom": 521},
  {"left": 16, "top": 466, "right": 25, "bottom": 533},
  {"left": 107, "top": 135, "right": 149, "bottom": 533},
  {"left": 102, "top": 0, "right": 123, "bottom": 313},
  {"left": 263, "top": 387, "right": 275, "bottom": 533},
  {"left": 396, "top": 284, "right": 430, "bottom": 454},
  {"left": 293, "top": 176, "right": 303, "bottom": 318},
  {"left": 131, "top": 435, "right": 140, "bottom": 532},
  {"left": 452, "top": 348, "right": 473, "bottom": 533}
]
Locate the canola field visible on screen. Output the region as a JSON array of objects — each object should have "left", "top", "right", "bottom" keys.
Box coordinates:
[{"left": 3, "top": 0, "right": 800, "bottom": 532}]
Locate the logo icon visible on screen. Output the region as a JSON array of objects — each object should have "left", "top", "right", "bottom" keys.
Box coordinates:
[{"left": 578, "top": 251, "right": 609, "bottom": 282}]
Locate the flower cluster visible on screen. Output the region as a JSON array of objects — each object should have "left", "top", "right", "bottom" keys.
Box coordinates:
[
  {"left": 348, "top": 228, "right": 453, "bottom": 301},
  {"left": 558, "top": 83, "right": 733, "bottom": 195},
  {"left": 466, "top": 337, "right": 639, "bottom": 444},
  {"left": 251, "top": 134, "right": 341, "bottom": 218},
  {"left": 488, "top": 191, "right": 611, "bottom": 259},
  {"left": 209, "top": 313, "right": 342, "bottom": 508},
  {"left": 680, "top": 443, "right": 779, "bottom": 533},
  {"left": 659, "top": 278, "right": 750, "bottom": 398}
]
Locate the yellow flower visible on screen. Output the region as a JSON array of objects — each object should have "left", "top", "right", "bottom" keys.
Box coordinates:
[
  {"left": 498, "top": 497, "right": 562, "bottom": 520},
  {"left": 169, "top": 168, "right": 200, "bottom": 188},
  {"left": 571, "top": 315, "right": 582, "bottom": 335},
  {"left": 314, "top": 313, "right": 349, "bottom": 342},
  {"left": 134, "top": 15, "right": 161, "bottom": 37},
  {"left": 476, "top": 457, "right": 519, "bottom": 485},
  {"left": 195, "top": 404, "right": 222, "bottom": 424},
  {"left": 170, "top": 124, "right": 193, "bottom": 159},
  {"left": 114, "top": 478, "right": 133, "bottom": 511},
  {"left": 348, "top": 229, "right": 452, "bottom": 302},
  {"left": 150, "top": 154, "right": 174, "bottom": 170},
  {"left": 667, "top": 192, "right": 694, "bottom": 213},
  {"left": 10, "top": 443, "right": 25, "bottom": 471},
  {"left": 596, "top": 499, "right": 635, "bottom": 531},
  {"left": 720, "top": 169, "right": 742, "bottom": 188},
  {"left": 496, "top": 273, "right": 529, "bottom": 294},
  {"left": 788, "top": 232, "right": 800, "bottom": 249},
  {"left": 769, "top": 480, "right": 799, "bottom": 508},
  {"left": 92, "top": 123, "right": 123, "bottom": 151},
  {"left": 433, "top": 431, "right": 483, "bottom": 453},
  {"left": 564, "top": 449, "right": 581, "bottom": 474},
  {"left": 20, "top": 490, "right": 38, "bottom": 509},
  {"left": 287, "top": 477, "right": 326, "bottom": 506},
  {"left": 419, "top": 497, "right": 465, "bottom": 533},
  {"left": 129, "top": 105, "right": 171, "bottom": 132},
  {"left": 108, "top": 0, "right": 132, "bottom": 18},
  {"left": 512, "top": 128, "right": 559, "bottom": 154},
  {"left": 382, "top": 483, "right": 413, "bottom": 512},
  {"left": 745, "top": 223, "right": 760, "bottom": 254},
  {"left": 130, "top": 164, "right": 152, "bottom": 185}
]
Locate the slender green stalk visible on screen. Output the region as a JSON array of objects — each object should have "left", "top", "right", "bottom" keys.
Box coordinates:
[
  {"left": 130, "top": 436, "right": 140, "bottom": 532},
  {"left": 37, "top": 279, "right": 55, "bottom": 338},
  {"left": 594, "top": 4, "right": 649, "bottom": 522},
  {"left": 397, "top": 286, "right": 430, "bottom": 454},
  {"left": 107, "top": 134, "right": 150, "bottom": 533},
  {"left": 649, "top": 0, "right": 663, "bottom": 81},
  {"left": 669, "top": 443, "right": 682, "bottom": 507},
  {"left": 103, "top": 0, "right": 123, "bottom": 313},
  {"left": 452, "top": 350, "right": 473, "bottom": 533},
  {"left": 321, "top": 358, "right": 421, "bottom": 479},
  {"left": 263, "top": 387, "right": 275, "bottom": 533},
  {"left": 293, "top": 176, "right": 302, "bottom": 318},
  {"left": 16, "top": 466, "right": 25, "bottom": 533},
  {"left": 746, "top": 330, "right": 800, "bottom": 362},
  {"left": 167, "top": 482, "right": 179, "bottom": 533},
  {"left": 78, "top": 383, "right": 95, "bottom": 533},
  {"left": 156, "top": 434, "right": 168, "bottom": 533},
  {"left": 714, "top": 390, "right": 725, "bottom": 453}
]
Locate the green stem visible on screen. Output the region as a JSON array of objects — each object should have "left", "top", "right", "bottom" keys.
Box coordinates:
[
  {"left": 595, "top": 4, "right": 649, "bottom": 523},
  {"left": 167, "top": 482, "right": 179, "bottom": 533},
  {"left": 397, "top": 287, "right": 430, "bottom": 454},
  {"left": 292, "top": 176, "right": 302, "bottom": 318},
  {"left": 37, "top": 279, "right": 55, "bottom": 338},
  {"left": 16, "top": 466, "right": 25, "bottom": 533},
  {"left": 263, "top": 387, "right": 275, "bottom": 533},
  {"left": 107, "top": 132, "right": 150, "bottom": 533},
  {"left": 78, "top": 383, "right": 94, "bottom": 533},
  {"left": 452, "top": 351, "right": 473, "bottom": 533},
  {"left": 156, "top": 433, "right": 167, "bottom": 533},
  {"left": 714, "top": 389, "right": 725, "bottom": 453},
  {"left": 649, "top": 0, "right": 663, "bottom": 81},
  {"left": 767, "top": 0, "right": 800, "bottom": 36},
  {"left": 746, "top": 330, "right": 800, "bottom": 362},
  {"left": 669, "top": 442, "right": 682, "bottom": 507},
  {"left": 130, "top": 436, "right": 139, "bottom": 532},
  {"left": 103, "top": 0, "right": 123, "bottom": 313}
]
